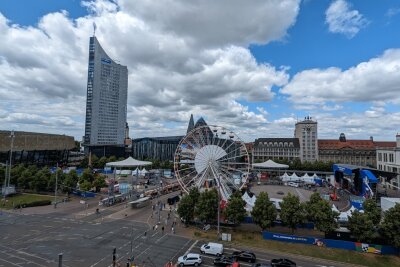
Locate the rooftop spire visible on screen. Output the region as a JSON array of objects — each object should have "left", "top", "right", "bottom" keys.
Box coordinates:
[{"left": 187, "top": 114, "right": 194, "bottom": 133}]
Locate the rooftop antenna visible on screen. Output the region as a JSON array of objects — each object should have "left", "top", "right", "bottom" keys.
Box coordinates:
[{"left": 93, "top": 22, "right": 97, "bottom": 36}]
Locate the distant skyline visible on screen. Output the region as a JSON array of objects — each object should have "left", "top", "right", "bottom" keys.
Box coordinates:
[{"left": 0, "top": 0, "right": 399, "bottom": 142}]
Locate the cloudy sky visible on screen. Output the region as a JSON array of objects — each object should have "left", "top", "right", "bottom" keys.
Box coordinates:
[{"left": 0, "top": 0, "right": 399, "bottom": 142}]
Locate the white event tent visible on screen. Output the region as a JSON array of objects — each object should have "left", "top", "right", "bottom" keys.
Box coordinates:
[
  {"left": 252, "top": 159, "right": 289, "bottom": 169},
  {"left": 106, "top": 157, "right": 152, "bottom": 185}
]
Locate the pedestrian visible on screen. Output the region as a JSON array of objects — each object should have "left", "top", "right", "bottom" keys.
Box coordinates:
[
  {"left": 161, "top": 226, "right": 164, "bottom": 234},
  {"left": 144, "top": 231, "right": 147, "bottom": 237},
  {"left": 172, "top": 226, "right": 175, "bottom": 234},
  {"left": 155, "top": 224, "right": 158, "bottom": 231},
  {"left": 167, "top": 213, "right": 170, "bottom": 220}
]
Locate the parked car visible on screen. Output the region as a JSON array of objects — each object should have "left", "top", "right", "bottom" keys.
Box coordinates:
[
  {"left": 213, "top": 256, "right": 234, "bottom": 266},
  {"left": 200, "top": 242, "right": 223, "bottom": 256},
  {"left": 177, "top": 253, "right": 202, "bottom": 266},
  {"left": 232, "top": 251, "right": 256, "bottom": 263},
  {"left": 252, "top": 264, "right": 271, "bottom": 267},
  {"left": 287, "top": 182, "right": 299, "bottom": 188},
  {"left": 271, "top": 258, "right": 296, "bottom": 267}
]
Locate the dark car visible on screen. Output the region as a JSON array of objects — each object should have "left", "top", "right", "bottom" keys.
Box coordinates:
[
  {"left": 213, "top": 256, "right": 234, "bottom": 266},
  {"left": 271, "top": 258, "right": 296, "bottom": 267},
  {"left": 232, "top": 251, "right": 256, "bottom": 263},
  {"left": 252, "top": 264, "right": 271, "bottom": 267}
]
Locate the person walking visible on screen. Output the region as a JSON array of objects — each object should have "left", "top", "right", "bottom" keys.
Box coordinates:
[
  {"left": 171, "top": 226, "right": 175, "bottom": 234},
  {"left": 161, "top": 226, "right": 164, "bottom": 234}
]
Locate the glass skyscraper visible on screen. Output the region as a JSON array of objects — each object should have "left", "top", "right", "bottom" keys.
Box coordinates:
[{"left": 84, "top": 36, "right": 128, "bottom": 151}]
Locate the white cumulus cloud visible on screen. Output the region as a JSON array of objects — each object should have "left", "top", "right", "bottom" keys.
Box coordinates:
[{"left": 325, "top": 0, "right": 369, "bottom": 38}]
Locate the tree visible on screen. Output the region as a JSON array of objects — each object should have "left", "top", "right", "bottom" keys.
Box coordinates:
[
  {"left": 251, "top": 192, "right": 277, "bottom": 230},
  {"left": 280, "top": 193, "right": 305, "bottom": 233},
  {"left": 225, "top": 191, "right": 247, "bottom": 225},
  {"left": 177, "top": 194, "right": 195, "bottom": 225},
  {"left": 363, "top": 199, "right": 381, "bottom": 225},
  {"left": 79, "top": 180, "right": 92, "bottom": 192},
  {"left": 93, "top": 175, "right": 107, "bottom": 192},
  {"left": 80, "top": 168, "right": 94, "bottom": 184},
  {"left": 18, "top": 169, "right": 33, "bottom": 190},
  {"left": 195, "top": 189, "right": 218, "bottom": 223},
  {"left": 380, "top": 204, "right": 400, "bottom": 248},
  {"left": 177, "top": 187, "right": 200, "bottom": 225},
  {"left": 97, "top": 156, "right": 108, "bottom": 168},
  {"left": 30, "top": 168, "right": 50, "bottom": 192},
  {"left": 188, "top": 187, "right": 200, "bottom": 204},
  {"left": 348, "top": 210, "right": 375, "bottom": 242},
  {"left": 305, "top": 192, "right": 338, "bottom": 233}
]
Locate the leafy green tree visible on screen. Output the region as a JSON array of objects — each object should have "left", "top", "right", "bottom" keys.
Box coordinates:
[
  {"left": 90, "top": 154, "right": 99, "bottom": 168},
  {"left": 17, "top": 169, "right": 33, "bottom": 190},
  {"left": 363, "top": 199, "right": 381, "bottom": 225},
  {"left": 177, "top": 194, "right": 195, "bottom": 225},
  {"left": 30, "top": 168, "right": 50, "bottom": 192},
  {"left": 188, "top": 187, "right": 200, "bottom": 204},
  {"left": 251, "top": 192, "right": 277, "bottom": 230},
  {"left": 348, "top": 210, "right": 375, "bottom": 242},
  {"left": 80, "top": 168, "right": 94, "bottom": 184},
  {"left": 280, "top": 193, "right": 305, "bottom": 233},
  {"left": 305, "top": 192, "right": 338, "bottom": 233},
  {"left": 97, "top": 156, "right": 108, "bottom": 168},
  {"left": 79, "top": 180, "right": 92, "bottom": 192},
  {"left": 195, "top": 189, "right": 218, "bottom": 223},
  {"left": 225, "top": 191, "right": 247, "bottom": 225},
  {"left": 107, "top": 156, "right": 117, "bottom": 163},
  {"left": 305, "top": 192, "right": 322, "bottom": 222},
  {"left": 380, "top": 204, "right": 400, "bottom": 248},
  {"left": 79, "top": 156, "right": 89, "bottom": 168},
  {"left": 93, "top": 175, "right": 107, "bottom": 192},
  {"left": 176, "top": 187, "right": 200, "bottom": 225}
]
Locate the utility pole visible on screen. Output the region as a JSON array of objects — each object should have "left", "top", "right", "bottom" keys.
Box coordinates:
[
  {"left": 2, "top": 160, "right": 8, "bottom": 198},
  {"left": 7, "top": 131, "right": 15, "bottom": 195},
  {"left": 54, "top": 163, "right": 58, "bottom": 208}
]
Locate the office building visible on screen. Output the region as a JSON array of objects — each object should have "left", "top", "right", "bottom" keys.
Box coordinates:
[
  {"left": 0, "top": 130, "right": 75, "bottom": 166},
  {"left": 252, "top": 138, "right": 300, "bottom": 162},
  {"left": 319, "top": 133, "right": 396, "bottom": 168},
  {"left": 131, "top": 116, "right": 208, "bottom": 161},
  {"left": 83, "top": 36, "right": 128, "bottom": 157},
  {"left": 294, "top": 116, "right": 318, "bottom": 162},
  {"left": 376, "top": 134, "right": 400, "bottom": 189}
]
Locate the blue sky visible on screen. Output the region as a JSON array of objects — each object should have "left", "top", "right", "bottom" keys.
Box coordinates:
[{"left": 0, "top": 0, "right": 399, "bottom": 141}]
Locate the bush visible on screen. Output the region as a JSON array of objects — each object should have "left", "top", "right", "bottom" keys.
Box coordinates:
[{"left": 16, "top": 200, "right": 51, "bottom": 208}]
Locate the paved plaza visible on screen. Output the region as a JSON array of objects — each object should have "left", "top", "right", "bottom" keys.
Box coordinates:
[{"left": 0, "top": 190, "right": 358, "bottom": 267}]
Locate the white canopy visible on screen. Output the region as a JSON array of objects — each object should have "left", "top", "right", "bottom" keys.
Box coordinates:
[
  {"left": 253, "top": 159, "right": 289, "bottom": 169},
  {"left": 106, "top": 157, "right": 152, "bottom": 167}
]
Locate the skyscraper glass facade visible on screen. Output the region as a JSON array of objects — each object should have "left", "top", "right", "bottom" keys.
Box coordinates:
[{"left": 84, "top": 36, "right": 128, "bottom": 148}]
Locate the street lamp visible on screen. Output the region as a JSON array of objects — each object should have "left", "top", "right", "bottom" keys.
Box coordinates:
[{"left": 4, "top": 131, "right": 15, "bottom": 197}]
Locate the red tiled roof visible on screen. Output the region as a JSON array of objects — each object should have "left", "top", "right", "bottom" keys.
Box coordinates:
[
  {"left": 374, "top": 141, "right": 396, "bottom": 148},
  {"left": 318, "top": 139, "right": 375, "bottom": 149},
  {"left": 319, "top": 139, "right": 397, "bottom": 149}
]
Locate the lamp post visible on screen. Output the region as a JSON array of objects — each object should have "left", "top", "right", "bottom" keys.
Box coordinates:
[
  {"left": 54, "top": 163, "right": 58, "bottom": 208},
  {"left": 6, "top": 131, "right": 15, "bottom": 196}
]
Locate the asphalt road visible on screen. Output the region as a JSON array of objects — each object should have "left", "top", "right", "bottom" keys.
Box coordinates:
[{"left": 0, "top": 195, "right": 358, "bottom": 267}]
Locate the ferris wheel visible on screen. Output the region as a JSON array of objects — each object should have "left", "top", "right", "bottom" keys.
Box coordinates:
[{"left": 174, "top": 125, "right": 250, "bottom": 201}]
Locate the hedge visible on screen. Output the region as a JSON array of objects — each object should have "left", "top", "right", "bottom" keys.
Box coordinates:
[{"left": 16, "top": 200, "right": 51, "bottom": 208}]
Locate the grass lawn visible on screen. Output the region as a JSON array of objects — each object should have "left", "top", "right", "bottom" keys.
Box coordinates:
[
  {"left": 191, "top": 228, "right": 400, "bottom": 267},
  {"left": 0, "top": 193, "right": 54, "bottom": 210}
]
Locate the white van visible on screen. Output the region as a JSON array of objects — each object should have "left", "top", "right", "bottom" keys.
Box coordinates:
[{"left": 200, "top": 242, "right": 223, "bottom": 256}]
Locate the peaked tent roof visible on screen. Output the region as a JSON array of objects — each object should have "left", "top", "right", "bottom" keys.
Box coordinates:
[
  {"left": 253, "top": 159, "right": 289, "bottom": 169},
  {"left": 106, "top": 157, "right": 152, "bottom": 167}
]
